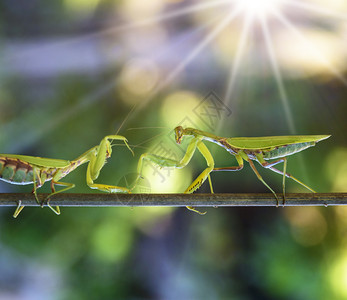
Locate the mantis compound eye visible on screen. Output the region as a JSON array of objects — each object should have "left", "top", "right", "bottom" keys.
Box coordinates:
[{"left": 106, "top": 145, "right": 112, "bottom": 158}]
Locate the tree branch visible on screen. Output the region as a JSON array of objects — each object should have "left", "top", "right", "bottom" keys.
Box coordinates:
[{"left": 0, "top": 193, "right": 346, "bottom": 208}]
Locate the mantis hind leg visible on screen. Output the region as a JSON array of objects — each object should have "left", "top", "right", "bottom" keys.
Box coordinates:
[
  {"left": 269, "top": 160, "right": 316, "bottom": 193},
  {"left": 13, "top": 168, "right": 42, "bottom": 218},
  {"left": 13, "top": 200, "right": 24, "bottom": 218},
  {"left": 255, "top": 156, "right": 287, "bottom": 206},
  {"left": 248, "top": 159, "right": 280, "bottom": 207},
  {"left": 256, "top": 155, "right": 316, "bottom": 206},
  {"left": 32, "top": 168, "right": 43, "bottom": 206},
  {"left": 44, "top": 180, "right": 76, "bottom": 215}
]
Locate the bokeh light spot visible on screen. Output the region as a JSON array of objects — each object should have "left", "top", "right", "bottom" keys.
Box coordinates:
[
  {"left": 119, "top": 58, "right": 159, "bottom": 104},
  {"left": 160, "top": 91, "right": 202, "bottom": 128},
  {"left": 325, "top": 147, "right": 347, "bottom": 192},
  {"left": 285, "top": 207, "right": 327, "bottom": 246},
  {"left": 91, "top": 219, "right": 133, "bottom": 263},
  {"left": 329, "top": 253, "right": 347, "bottom": 299}
]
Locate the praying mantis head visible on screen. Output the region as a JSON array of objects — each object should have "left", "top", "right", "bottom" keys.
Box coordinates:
[
  {"left": 175, "top": 126, "right": 199, "bottom": 144},
  {"left": 174, "top": 126, "right": 185, "bottom": 144}
]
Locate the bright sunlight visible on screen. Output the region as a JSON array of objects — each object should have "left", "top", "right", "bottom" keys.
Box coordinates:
[{"left": 235, "top": 0, "right": 284, "bottom": 18}]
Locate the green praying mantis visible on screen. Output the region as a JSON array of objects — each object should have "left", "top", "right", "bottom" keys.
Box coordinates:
[
  {"left": 135, "top": 126, "right": 330, "bottom": 214},
  {"left": 0, "top": 135, "right": 133, "bottom": 217},
  {"left": 0, "top": 126, "right": 330, "bottom": 217}
]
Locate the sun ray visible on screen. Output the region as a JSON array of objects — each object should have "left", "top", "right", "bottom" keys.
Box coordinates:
[
  {"left": 260, "top": 11, "right": 314, "bottom": 186},
  {"left": 119, "top": 6, "right": 243, "bottom": 129},
  {"left": 3, "top": 0, "right": 233, "bottom": 69},
  {"left": 272, "top": 10, "right": 347, "bottom": 86},
  {"left": 114, "top": 17, "right": 221, "bottom": 122},
  {"left": 260, "top": 14, "right": 296, "bottom": 134},
  {"left": 62, "top": 0, "right": 233, "bottom": 43},
  {"left": 235, "top": 0, "right": 286, "bottom": 18},
  {"left": 106, "top": 0, "right": 232, "bottom": 31},
  {"left": 219, "top": 13, "right": 253, "bottom": 132},
  {"left": 160, "top": 8, "right": 242, "bottom": 91},
  {"left": 285, "top": 0, "right": 347, "bottom": 21}
]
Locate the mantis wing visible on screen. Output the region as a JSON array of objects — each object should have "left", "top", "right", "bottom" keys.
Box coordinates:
[
  {"left": 226, "top": 135, "right": 330, "bottom": 150},
  {"left": 0, "top": 154, "right": 71, "bottom": 168}
]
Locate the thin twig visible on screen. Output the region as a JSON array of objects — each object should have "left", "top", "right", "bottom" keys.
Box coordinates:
[{"left": 0, "top": 193, "right": 346, "bottom": 208}]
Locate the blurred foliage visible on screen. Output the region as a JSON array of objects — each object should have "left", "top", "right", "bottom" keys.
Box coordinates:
[{"left": 0, "top": 0, "right": 347, "bottom": 299}]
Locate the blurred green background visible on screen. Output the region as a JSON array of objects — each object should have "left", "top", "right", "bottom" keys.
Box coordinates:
[{"left": 1, "top": 0, "right": 347, "bottom": 299}]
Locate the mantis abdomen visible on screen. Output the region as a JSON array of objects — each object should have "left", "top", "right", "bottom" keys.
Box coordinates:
[
  {"left": 263, "top": 141, "right": 316, "bottom": 160},
  {"left": 0, "top": 157, "right": 36, "bottom": 185}
]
